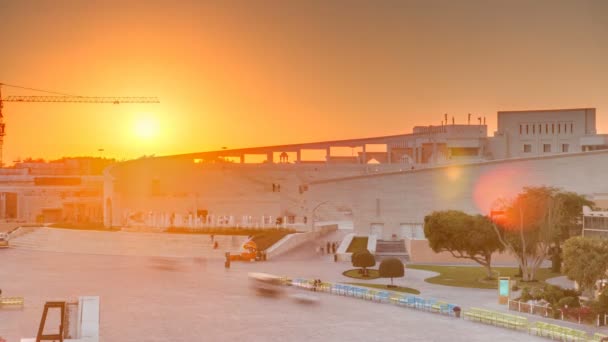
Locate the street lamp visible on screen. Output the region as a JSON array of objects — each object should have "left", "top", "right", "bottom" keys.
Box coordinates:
[{"left": 310, "top": 200, "right": 329, "bottom": 232}]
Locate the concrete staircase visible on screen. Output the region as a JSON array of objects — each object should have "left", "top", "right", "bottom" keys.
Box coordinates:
[{"left": 375, "top": 239, "right": 409, "bottom": 261}]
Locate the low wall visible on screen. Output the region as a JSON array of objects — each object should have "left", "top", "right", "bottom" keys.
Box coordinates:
[
  {"left": 6, "top": 225, "right": 40, "bottom": 240},
  {"left": 335, "top": 233, "right": 355, "bottom": 262},
  {"left": 407, "top": 238, "right": 518, "bottom": 264},
  {"left": 367, "top": 234, "right": 377, "bottom": 254},
  {"left": 0, "top": 223, "right": 21, "bottom": 233},
  {"left": 266, "top": 224, "right": 337, "bottom": 260}
]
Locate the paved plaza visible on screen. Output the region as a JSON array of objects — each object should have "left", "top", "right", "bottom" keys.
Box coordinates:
[{"left": 0, "top": 228, "right": 601, "bottom": 341}]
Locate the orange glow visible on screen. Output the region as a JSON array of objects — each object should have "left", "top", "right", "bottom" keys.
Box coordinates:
[
  {"left": 432, "top": 165, "right": 469, "bottom": 201},
  {"left": 1, "top": 2, "right": 607, "bottom": 164},
  {"left": 134, "top": 115, "right": 160, "bottom": 139},
  {"left": 445, "top": 166, "right": 462, "bottom": 181},
  {"left": 473, "top": 165, "right": 527, "bottom": 214}
]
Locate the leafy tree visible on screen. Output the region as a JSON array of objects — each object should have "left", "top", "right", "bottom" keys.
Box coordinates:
[
  {"left": 424, "top": 210, "right": 503, "bottom": 279},
  {"left": 563, "top": 236, "right": 608, "bottom": 295},
  {"left": 551, "top": 191, "right": 593, "bottom": 272},
  {"left": 351, "top": 249, "right": 375, "bottom": 276},
  {"left": 379, "top": 258, "right": 404, "bottom": 286},
  {"left": 491, "top": 187, "right": 592, "bottom": 281}
]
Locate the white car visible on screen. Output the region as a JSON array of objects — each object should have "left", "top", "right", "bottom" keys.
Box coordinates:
[{"left": 248, "top": 272, "right": 285, "bottom": 297}]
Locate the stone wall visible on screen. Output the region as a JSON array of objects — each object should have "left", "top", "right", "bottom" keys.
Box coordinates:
[
  {"left": 306, "top": 149, "right": 608, "bottom": 240},
  {"left": 407, "top": 238, "right": 517, "bottom": 264}
]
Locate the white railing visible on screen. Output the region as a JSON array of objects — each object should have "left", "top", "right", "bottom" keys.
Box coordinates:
[{"left": 508, "top": 299, "right": 600, "bottom": 326}]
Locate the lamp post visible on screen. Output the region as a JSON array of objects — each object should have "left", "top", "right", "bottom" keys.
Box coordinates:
[{"left": 311, "top": 200, "right": 329, "bottom": 232}]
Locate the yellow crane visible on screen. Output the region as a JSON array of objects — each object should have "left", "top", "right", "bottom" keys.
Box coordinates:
[{"left": 0, "top": 82, "right": 159, "bottom": 166}]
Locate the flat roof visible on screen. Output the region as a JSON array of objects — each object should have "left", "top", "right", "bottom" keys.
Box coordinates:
[{"left": 497, "top": 108, "right": 595, "bottom": 114}]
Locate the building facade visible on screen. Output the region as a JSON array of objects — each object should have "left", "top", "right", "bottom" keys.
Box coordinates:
[{"left": 103, "top": 108, "right": 608, "bottom": 241}]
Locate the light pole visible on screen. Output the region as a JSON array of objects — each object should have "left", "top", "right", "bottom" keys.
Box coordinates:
[{"left": 310, "top": 200, "right": 328, "bottom": 232}]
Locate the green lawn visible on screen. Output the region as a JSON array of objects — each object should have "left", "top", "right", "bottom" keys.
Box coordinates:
[
  {"left": 346, "top": 237, "right": 369, "bottom": 253},
  {"left": 407, "top": 264, "right": 561, "bottom": 289},
  {"left": 344, "top": 282, "right": 420, "bottom": 295},
  {"left": 343, "top": 268, "right": 380, "bottom": 279},
  {"left": 250, "top": 231, "right": 292, "bottom": 251}
]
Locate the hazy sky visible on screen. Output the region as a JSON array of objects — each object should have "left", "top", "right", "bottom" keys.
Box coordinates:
[{"left": 1, "top": 0, "right": 607, "bottom": 164}]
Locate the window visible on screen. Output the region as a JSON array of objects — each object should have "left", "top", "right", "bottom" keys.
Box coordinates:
[
  {"left": 533, "top": 125, "right": 535, "bottom": 134},
  {"left": 558, "top": 124, "right": 561, "bottom": 134},
  {"left": 543, "top": 144, "right": 551, "bottom": 153},
  {"left": 539, "top": 124, "right": 542, "bottom": 134},
  {"left": 552, "top": 123, "right": 555, "bottom": 134},
  {"left": 519, "top": 125, "right": 522, "bottom": 135},
  {"left": 570, "top": 123, "right": 573, "bottom": 133},
  {"left": 526, "top": 125, "right": 529, "bottom": 134},
  {"left": 523, "top": 144, "right": 532, "bottom": 153},
  {"left": 562, "top": 144, "right": 569, "bottom": 152},
  {"left": 545, "top": 124, "right": 548, "bottom": 134}
]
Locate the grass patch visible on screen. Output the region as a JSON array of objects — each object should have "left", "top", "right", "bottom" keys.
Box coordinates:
[
  {"left": 344, "top": 282, "right": 420, "bottom": 295},
  {"left": 47, "top": 222, "right": 120, "bottom": 232},
  {"left": 408, "top": 264, "right": 561, "bottom": 289},
  {"left": 346, "top": 237, "right": 369, "bottom": 253},
  {"left": 250, "top": 231, "right": 292, "bottom": 251},
  {"left": 343, "top": 268, "right": 380, "bottom": 280}
]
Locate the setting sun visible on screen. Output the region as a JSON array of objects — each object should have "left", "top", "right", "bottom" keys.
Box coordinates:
[{"left": 134, "top": 115, "right": 159, "bottom": 139}]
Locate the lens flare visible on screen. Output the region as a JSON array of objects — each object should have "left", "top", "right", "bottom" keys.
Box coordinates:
[{"left": 473, "top": 164, "right": 527, "bottom": 214}]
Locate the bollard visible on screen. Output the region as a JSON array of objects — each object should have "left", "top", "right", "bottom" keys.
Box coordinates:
[{"left": 225, "top": 252, "right": 231, "bottom": 268}]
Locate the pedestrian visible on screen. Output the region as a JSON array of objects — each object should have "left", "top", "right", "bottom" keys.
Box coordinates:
[
  {"left": 213, "top": 241, "right": 219, "bottom": 249},
  {"left": 326, "top": 242, "right": 330, "bottom": 255},
  {"left": 332, "top": 242, "right": 337, "bottom": 254}
]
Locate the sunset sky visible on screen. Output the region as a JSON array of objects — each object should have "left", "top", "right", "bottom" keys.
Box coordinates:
[{"left": 1, "top": 0, "right": 607, "bottom": 164}]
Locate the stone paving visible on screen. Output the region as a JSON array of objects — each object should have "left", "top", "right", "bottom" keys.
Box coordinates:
[{"left": 0, "top": 228, "right": 599, "bottom": 341}]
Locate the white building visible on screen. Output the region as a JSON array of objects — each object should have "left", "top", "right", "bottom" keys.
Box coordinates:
[{"left": 103, "top": 108, "right": 608, "bottom": 236}]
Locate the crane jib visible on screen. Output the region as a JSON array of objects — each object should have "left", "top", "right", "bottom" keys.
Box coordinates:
[{"left": 2, "top": 96, "right": 160, "bottom": 103}]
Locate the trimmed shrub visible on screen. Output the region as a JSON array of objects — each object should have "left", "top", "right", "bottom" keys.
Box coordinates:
[
  {"left": 352, "top": 250, "right": 375, "bottom": 277},
  {"left": 379, "top": 258, "right": 405, "bottom": 286}
]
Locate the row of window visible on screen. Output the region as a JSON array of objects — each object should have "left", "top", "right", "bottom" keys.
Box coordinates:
[
  {"left": 519, "top": 122, "right": 573, "bottom": 135},
  {"left": 523, "top": 143, "right": 569, "bottom": 153}
]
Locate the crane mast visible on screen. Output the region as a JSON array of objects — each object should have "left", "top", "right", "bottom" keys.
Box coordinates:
[{"left": 0, "top": 83, "right": 159, "bottom": 167}]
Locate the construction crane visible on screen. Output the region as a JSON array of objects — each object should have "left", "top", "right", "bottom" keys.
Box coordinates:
[{"left": 0, "top": 82, "right": 160, "bottom": 167}]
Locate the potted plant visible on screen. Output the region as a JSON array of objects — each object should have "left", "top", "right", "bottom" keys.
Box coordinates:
[{"left": 453, "top": 306, "right": 461, "bottom": 318}]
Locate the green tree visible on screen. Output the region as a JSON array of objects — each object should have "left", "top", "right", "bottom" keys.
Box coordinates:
[
  {"left": 351, "top": 249, "right": 375, "bottom": 277},
  {"left": 563, "top": 236, "right": 608, "bottom": 295},
  {"left": 424, "top": 210, "right": 503, "bottom": 279},
  {"left": 492, "top": 187, "right": 592, "bottom": 281},
  {"left": 379, "top": 258, "right": 404, "bottom": 286}
]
